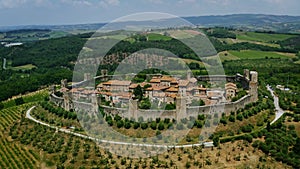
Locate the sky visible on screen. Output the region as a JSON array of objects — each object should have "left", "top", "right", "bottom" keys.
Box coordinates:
[{"left": 0, "top": 0, "right": 299, "bottom": 27}]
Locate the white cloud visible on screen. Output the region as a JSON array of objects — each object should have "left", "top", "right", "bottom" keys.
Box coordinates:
[
  {"left": 263, "top": 0, "right": 284, "bottom": 3},
  {"left": 0, "top": 0, "right": 27, "bottom": 9},
  {"left": 178, "top": 0, "right": 196, "bottom": 4},
  {"left": 204, "top": 0, "right": 231, "bottom": 6},
  {"left": 99, "top": 0, "right": 120, "bottom": 8},
  {"left": 0, "top": 0, "right": 53, "bottom": 9},
  {"left": 60, "top": 0, "right": 93, "bottom": 6},
  {"left": 147, "top": 0, "right": 164, "bottom": 4}
]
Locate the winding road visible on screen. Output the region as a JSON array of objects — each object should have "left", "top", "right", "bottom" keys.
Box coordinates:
[
  {"left": 25, "top": 85, "right": 283, "bottom": 148},
  {"left": 267, "top": 85, "right": 285, "bottom": 125},
  {"left": 26, "top": 106, "right": 211, "bottom": 148}
]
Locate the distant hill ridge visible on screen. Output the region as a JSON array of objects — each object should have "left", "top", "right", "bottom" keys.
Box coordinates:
[{"left": 1, "top": 14, "right": 300, "bottom": 33}]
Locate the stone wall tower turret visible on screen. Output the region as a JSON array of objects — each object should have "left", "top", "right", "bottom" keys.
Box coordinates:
[
  {"left": 244, "top": 69, "right": 250, "bottom": 80},
  {"left": 91, "top": 93, "right": 98, "bottom": 114},
  {"left": 61, "top": 79, "right": 68, "bottom": 88},
  {"left": 129, "top": 99, "right": 138, "bottom": 121},
  {"left": 63, "top": 91, "right": 71, "bottom": 111},
  {"left": 176, "top": 94, "right": 187, "bottom": 121},
  {"left": 84, "top": 73, "right": 91, "bottom": 81},
  {"left": 249, "top": 71, "right": 258, "bottom": 102}
]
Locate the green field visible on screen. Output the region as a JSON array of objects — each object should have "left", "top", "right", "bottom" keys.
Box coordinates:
[
  {"left": 164, "top": 30, "right": 196, "bottom": 39},
  {"left": 218, "top": 51, "right": 240, "bottom": 61},
  {"left": 2, "top": 89, "right": 48, "bottom": 109},
  {"left": 11, "top": 64, "right": 37, "bottom": 71},
  {"left": 237, "top": 32, "right": 296, "bottom": 42},
  {"left": 147, "top": 33, "right": 172, "bottom": 41},
  {"left": 90, "top": 34, "right": 128, "bottom": 40},
  {"left": 228, "top": 50, "right": 296, "bottom": 60}
]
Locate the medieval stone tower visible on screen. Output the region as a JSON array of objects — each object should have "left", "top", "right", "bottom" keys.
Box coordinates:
[
  {"left": 101, "top": 69, "right": 108, "bottom": 81},
  {"left": 84, "top": 73, "right": 91, "bottom": 81},
  {"left": 61, "top": 79, "right": 68, "bottom": 88},
  {"left": 63, "top": 91, "right": 71, "bottom": 111},
  {"left": 176, "top": 94, "right": 187, "bottom": 121},
  {"left": 249, "top": 71, "right": 258, "bottom": 102},
  {"left": 91, "top": 93, "right": 99, "bottom": 114},
  {"left": 244, "top": 69, "right": 250, "bottom": 80},
  {"left": 49, "top": 85, "right": 56, "bottom": 94},
  {"left": 129, "top": 99, "right": 138, "bottom": 120}
]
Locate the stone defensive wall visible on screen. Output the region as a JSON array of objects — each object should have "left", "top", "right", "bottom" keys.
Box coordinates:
[
  {"left": 98, "top": 95, "right": 251, "bottom": 121},
  {"left": 49, "top": 93, "right": 64, "bottom": 107},
  {"left": 73, "top": 101, "right": 93, "bottom": 112},
  {"left": 49, "top": 93, "right": 251, "bottom": 121},
  {"left": 186, "top": 94, "right": 251, "bottom": 117}
]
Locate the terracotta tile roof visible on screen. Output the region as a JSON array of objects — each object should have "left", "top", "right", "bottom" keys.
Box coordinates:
[
  {"left": 97, "top": 83, "right": 103, "bottom": 88},
  {"left": 145, "top": 87, "right": 153, "bottom": 91},
  {"left": 198, "top": 87, "right": 207, "bottom": 91},
  {"left": 189, "top": 78, "right": 197, "bottom": 83},
  {"left": 94, "top": 91, "right": 102, "bottom": 94},
  {"left": 152, "top": 86, "right": 170, "bottom": 91},
  {"left": 225, "top": 82, "right": 237, "bottom": 88},
  {"left": 166, "top": 87, "right": 179, "bottom": 92},
  {"left": 99, "top": 91, "right": 112, "bottom": 96},
  {"left": 82, "top": 90, "right": 95, "bottom": 95},
  {"left": 102, "top": 80, "right": 131, "bottom": 86},
  {"left": 69, "top": 88, "right": 78, "bottom": 93},
  {"left": 140, "top": 82, "right": 150, "bottom": 87},
  {"left": 161, "top": 76, "right": 176, "bottom": 82},
  {"left": 150, "top": 78, "right": 160, "bottom": 83},
  {"left": 171, "top": 80, "right": 178, "bottom": 84},
  {"left": 166, "top": 93, "right": 177, "bottom": 98},
  {"left": 129, "top": 83, "right": 139, "bottom": 89},
  {"left": 178, "top": 80, "right": 189, "bottom": 87},
  {"left": 60, "top": 87, "right": 69, "bottom": 93},
  {"left": 187, "top": 87, "right": 197, "bottom": 92}
]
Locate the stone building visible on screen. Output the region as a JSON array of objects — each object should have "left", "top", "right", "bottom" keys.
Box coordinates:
[{"left": 225, "top": 82, "right": 237, "bottom": 100}]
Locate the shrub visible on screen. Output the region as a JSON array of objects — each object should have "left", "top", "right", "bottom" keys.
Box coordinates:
[
  {"left": 15, "top": 97, "right": 24, "bottom": 105},
  {"left": 252, "top": 140, "right": 261, "bottom": 148},
  {"left": 165, "top": 103, "right": 176, "bottom": 110},
  {"left": 158, "top": 122, "right": 165, "bottom": 130},
  {"left": 220, "top": 118, "right": 227, "bottom": 125},
  {"left": 198, "top": 114, "right": 205, "bottom": 120},
  {"left": 195, "top": 120, "right": 203, "bottom": 128},
  {"left": 150, "top": 122, "right": 157, "bottom": 130},
  {"left": 0, "top": 102, "right": 4, "bottom": 110},
  {"left": 243, "top": 134, "right": 253, "bottom": 143},
  {"left": 124, "top": 122, "right": 131, "bottom": 129},
  {"left": 164, "top": 118, "right": 170, "bottom": 124},
  {"left": 229, "top": 115, "right": 235, "bottom": 122},
  {"left": 141, "top": 123, "right": 148, "bottom": 130},
  {"left": 237, "top": 114, "right": 243, "bottom": 121},
  {"left": 116, "top": 120, "right": 124, "bottom": 128},
  {"left": 133, "top": 122, "right": 140, "bottom": 129},
  {"left": 114, "top": 114, "right": 122, "bottom": 121},
  {"left": 241, "top": 124, "right": 254, "bottom": 133},
  {"left": 176, "top": 123, "right": 185, "bottom": 130}
]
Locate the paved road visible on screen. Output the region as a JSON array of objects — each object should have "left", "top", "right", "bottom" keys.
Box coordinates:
[
  {"left": 266, "top": 85, "right": 285, "bottom": 125},
  {"left": 26, "top": 106, "right": 212, "bottom": 148}
]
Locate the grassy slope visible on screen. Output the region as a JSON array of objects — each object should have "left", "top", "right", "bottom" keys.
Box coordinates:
[
  {"left": 10, "top": 64, "right": 37, "bottom": 71},
  {"left": 147, "top": 33, "right": 172, "bottom": 41},
  {"left": 237, "top": 32, "right": 296, "bottom": 42},
  {"left": 228, "top": 50, "right": 296, "bottom": 60}
]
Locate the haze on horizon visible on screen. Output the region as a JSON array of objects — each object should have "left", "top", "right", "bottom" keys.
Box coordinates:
[{"left": 0, "top": 0, "right": 300, "bottom": 27}]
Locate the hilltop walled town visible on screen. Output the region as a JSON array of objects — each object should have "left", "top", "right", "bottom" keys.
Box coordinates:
[{"left": 50, "top": 69, "right": 258, "bottom": 121}]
